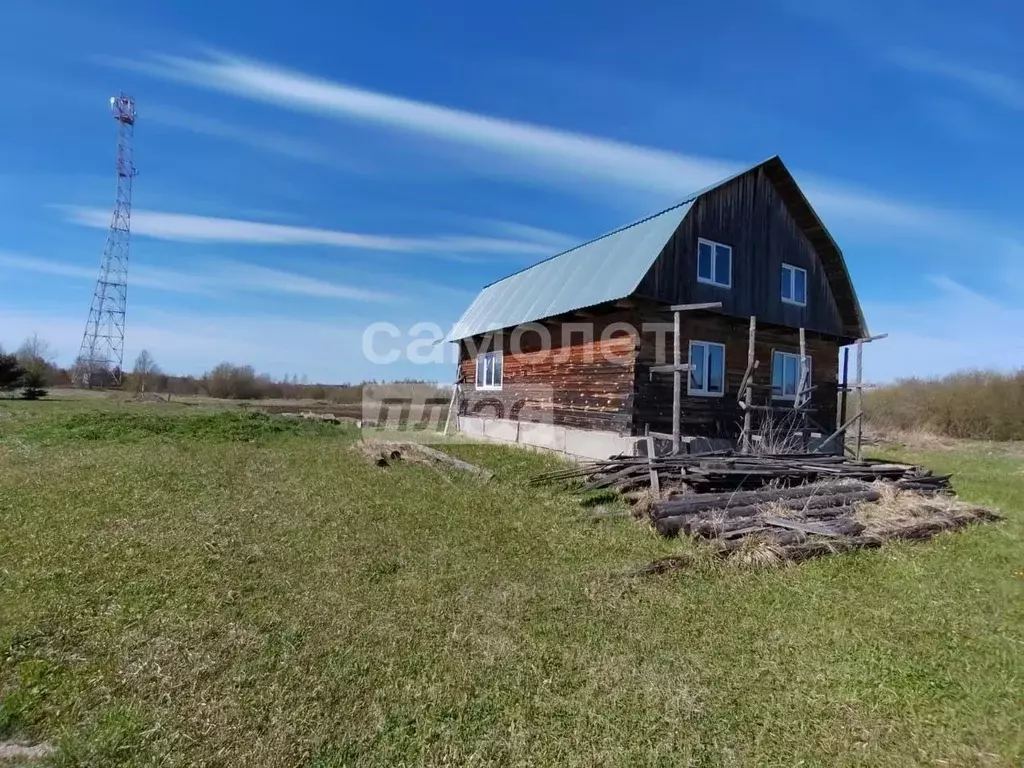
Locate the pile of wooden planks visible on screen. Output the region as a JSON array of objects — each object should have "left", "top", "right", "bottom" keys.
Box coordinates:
[
  {"left": 532, "top": 450, "right": 1001, "bottom": 566},
  {"left": 530, "top": 451, "right": 953, "bottom": 495},
  {"left": 650, "top": 480, "right": 882, "bottom": 538},
  {"left": 642, "top": 480, "right": 999, "bottom": 567}
]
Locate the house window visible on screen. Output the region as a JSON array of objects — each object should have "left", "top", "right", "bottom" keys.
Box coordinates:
[
  {"left": 688, "top": 341, "right": 726, "bottom": 397},
  {"left": 697, "top": 238, "right": 732, "bottom": 288},
  {"left": 781, "top": 263, "right": 807, "bottom": 306},
  {"left": 772, "top": 350, "right": 811, "bottom": 400},
  {"left": 475, "top": 350, "right": 503, "bottom": 390}
]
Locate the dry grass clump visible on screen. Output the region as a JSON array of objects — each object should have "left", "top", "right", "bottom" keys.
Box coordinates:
[
  {"left": 725, "top": 533, "right": 789, "bottom": 568},
  {"left": 854, "top": 482, "right": 1000, "bottom": 537},
  {"left": 624, "top": 485, "right": 685, "bottom": 518}
]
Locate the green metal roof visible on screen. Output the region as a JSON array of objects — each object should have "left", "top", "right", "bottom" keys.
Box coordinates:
[
  {"left": 447, "top": 155, "right": 868, "bottom": 342},
  {"left": 446, "top": 200, "right": 693, "bottom": 341}
]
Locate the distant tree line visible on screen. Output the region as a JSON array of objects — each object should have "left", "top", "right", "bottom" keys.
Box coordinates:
[{"left": 0, "top": 336, "right": 444, "bottom": 404}]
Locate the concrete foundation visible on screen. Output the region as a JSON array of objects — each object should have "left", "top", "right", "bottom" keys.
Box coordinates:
[
  {"left": 456, "top": 416, "right": 840, "bottom": 460},
  {"left": 458, "top": 416, "right": 636, "bottom": 460}
]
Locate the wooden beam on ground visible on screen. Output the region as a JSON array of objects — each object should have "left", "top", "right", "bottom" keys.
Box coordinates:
[
  {"left": 394, "top": 442, "right": 493, "bottom": 481},
  {"left": 667, "top": 302, "right": 723, "bottom": 312}
]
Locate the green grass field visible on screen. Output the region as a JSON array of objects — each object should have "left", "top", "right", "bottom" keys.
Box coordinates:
[{"left": 1, "top": 400, "right": 1022, "bottom": 767}]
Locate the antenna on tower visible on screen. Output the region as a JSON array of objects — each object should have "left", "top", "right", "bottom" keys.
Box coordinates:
[{"left": 77, "top": 93, "right": 137, "bottom": 388}]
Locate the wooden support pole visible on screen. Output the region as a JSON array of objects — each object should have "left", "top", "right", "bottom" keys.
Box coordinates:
[
  {"left": 798, "top": 327, "right": 809, "bottom": 450},
  {"left": 443, "top": 384, "right": 459, "bottom": 435},
  {"left": 839, "top": 347, "right": 849, "bottom": 431},
  {"left": 646, "top": 433, "right": 661, "bottom": 495},
  {"left": 741, "top": 315, "right": 756, "bottom": 454},
  {"left": 854, "top": 338, "right": 864, "bottom": 460},
  {"left": 672, "top": 309, "right": 681, "bottom": 455}
]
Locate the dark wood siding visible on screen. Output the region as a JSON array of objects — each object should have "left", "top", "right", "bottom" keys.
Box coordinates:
[
  {"left": 633, "top": 310, "right": 840, "bottom": 439},
  {"left": 636, "top": 168, "right": 849, "bottom": 338},
  {"left": 457, "top": 312, "right": 639, "bottom": 434}
]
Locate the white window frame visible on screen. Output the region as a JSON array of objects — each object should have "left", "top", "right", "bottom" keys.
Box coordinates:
[
  {"left": 687, "top": 340, "right": 726, "bottom": 397},
  {"left": 474, "top": 350, "right": 503, "bottom": 391},
  {"left": 781, "top": 263, "right": 808, "bottom": 307},
  {"left": 696, "top": 238, "right": 732, "bottom": 289},
  {"left": 771, "top": 350, "right": 811, "bottom": 401}
]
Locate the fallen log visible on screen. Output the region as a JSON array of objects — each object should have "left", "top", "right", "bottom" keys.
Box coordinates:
[
  {"left": 385, "top": 442, "right": 494, "bottom": 481},
  {"left": 652, "top": 483, "right": 877, "bottom": 521},
  {"left": 763, "top": 516, "right": 865, "bottom": 537},
  {"left": 653, "top": 491, "right": 880, "bottom": 538}
]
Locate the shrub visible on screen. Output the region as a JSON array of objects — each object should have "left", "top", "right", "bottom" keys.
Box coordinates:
[
  {"left": 0, "top": 352, "right": 25, "bottom": 392},
  {"left": 865, "top": 369, "right": 1024, "bottom": 441},
  {"left": 20, "top": 369, "right": 48, "bottom": 400}
]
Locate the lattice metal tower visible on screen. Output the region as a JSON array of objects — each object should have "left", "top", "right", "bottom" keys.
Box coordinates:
[{"left": 77, "top": 93, "right": 137, "bottom": 387}]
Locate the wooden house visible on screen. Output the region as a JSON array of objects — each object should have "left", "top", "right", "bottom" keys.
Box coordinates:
[{"left": 447, "top": 156, "right": 868, "bottom": 459}]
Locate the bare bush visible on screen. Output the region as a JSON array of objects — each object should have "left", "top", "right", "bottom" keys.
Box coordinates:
[{"left": 866, "top": 369, "right": 1024, "bottom": 441}]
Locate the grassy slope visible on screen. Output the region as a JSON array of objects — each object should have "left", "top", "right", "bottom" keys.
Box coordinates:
[{"left": 0, "top": 402, "right": 1022, "bottom": 767}]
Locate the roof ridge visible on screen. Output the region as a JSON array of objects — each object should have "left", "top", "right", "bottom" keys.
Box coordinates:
[
  {"left": 481, "top": 196, "right": 697, "bottom": 289},
  {"left": 480, "top": 155, "right": 782, "bottom": 290}
]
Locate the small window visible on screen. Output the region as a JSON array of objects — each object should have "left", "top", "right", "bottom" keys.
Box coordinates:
[
  {"left": 772, "top": 350, "right": 811, "bottom": 400},
  {"left": 475, "top": 350, "right": 503, "bottom": 390},
  {"left": 781, "top": 263, "right": 807, "bottom": 306},
  {"left": 697, "top": 239, "right": 732, "bottom": 288},
  {"left": 688, "top": 340, "right": 726, "bottom": 397}
]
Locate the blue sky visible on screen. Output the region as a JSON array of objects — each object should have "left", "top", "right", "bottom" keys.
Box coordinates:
[{"left": 0, "top": 0, "right": 1021, "bottom": 384}]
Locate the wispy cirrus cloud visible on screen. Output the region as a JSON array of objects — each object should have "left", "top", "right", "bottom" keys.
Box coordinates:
[
  {"left": 118, "top": 50, "right": 979, "bottom": 236},
  {"left": 887, "top": 48, "right": 1024, "bottom": 112},
  {"left": 0, "top": 251, "right": 398, "bottom": 303},
  {"left": 0, "top": 252, "right": 217, "bottom": 296},
  {"left": 60, "top": 206, "right": 560, "bottom": 257},
  {"left": 146, "top": 105, "right": 365, "bottom": 172}
]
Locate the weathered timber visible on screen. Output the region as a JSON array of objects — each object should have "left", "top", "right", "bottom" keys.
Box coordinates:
[
  {"left": 650, "top": 481, "right": 870, "bottom": 519},
  {"left": 391, "top": 443, "right": 494, "bottom": 481},
  {"left": 763, "top": 516, "right": 865, "bottom": 537},
  {"left": 653, "top": 489, "right": 881, "bottom": 537},
  {"left": 633, "top": 311, "right": 840, "bottom": 440},
  {"left": 458, "top": 313, "right": 637, "bottom": 433}
]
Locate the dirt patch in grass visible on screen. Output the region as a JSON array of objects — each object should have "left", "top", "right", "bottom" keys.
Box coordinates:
[{"left": 0, "top": 740, "right": 55, "bottom": 763}]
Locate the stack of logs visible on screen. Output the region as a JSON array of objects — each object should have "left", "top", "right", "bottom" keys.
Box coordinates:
[
  {"left": 650, "top": 481, "right": 884, "bottom": 538},
  {"left": 531, "top": 451, "right": 1001, "bottom": 565},
  {"left": 530, "top": 452, "right": 953, "bottom": 494}
]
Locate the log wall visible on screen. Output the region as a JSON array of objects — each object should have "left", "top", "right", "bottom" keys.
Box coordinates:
[
  {"left": 633, "top": 310, "right": 840, "bottom": 439},
  {"left": 457, "top": 312, "right": 639, "bottom": 434}
]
